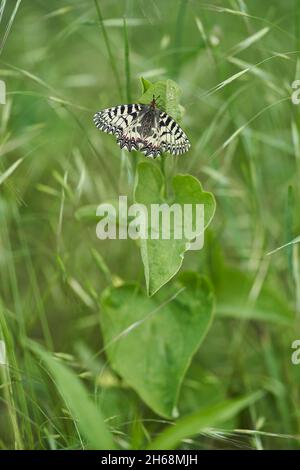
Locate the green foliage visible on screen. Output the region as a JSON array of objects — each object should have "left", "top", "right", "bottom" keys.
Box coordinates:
[
  {"left": 135, "top": 162, "right": 216, "bottom": 295},
  {"left": 215, "top": 265, "right": 294, "bottom": 325},
  {"left": 140, "top": 77, "right": 153, "bottom": 94},
  {"left": 148, "top": 392, "right": 263, "bottom": 450},
  {"left": 1, "top": 0, "right": 300, "bottom": 451},
  {"left": 30, "top": 341, "right": 115, "bottom": 450},
  {"left": 100, "top": 272, "right": 214, "bottom": 417},
  {"left": 138, "top": 78, "right": 183, "bottom": 122}
]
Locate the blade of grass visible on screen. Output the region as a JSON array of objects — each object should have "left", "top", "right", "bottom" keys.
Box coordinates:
[
  {"left": 0, "top": 305, "right": 24, "bottom": 449},
  {"left": 91, "top": 248, "right": 113, "bottom": 284},
  {"left": 293, "top": 244, "right": 300, "bottom": 317},
  {"left": 147, "top": 392, "right": 263, "bottom": 450},
  {"left": 262, "top": 334, "right": 293, "bottom": 445},
  {"left": 16, "top": 222, "right": 54, "bottom": 351},
  {"left": 1, "top": 213, "right": 35, "bottom": 447},
  {"left": 94, "top": 0, "right": 123, "bottom": 99},
  {"left": 228, "top": 27, "right": 269, "bottom": 56},
  {"left": 123, "top": 16, "right": 131, "bottom": 103},
  {"left": 0, "top": 0, "right": 21, "bottom": 57},
  {"left": 172, "top": 0, "right": 188, "bottom": 77},
  {"left": 286, "top": 186, "right": 294, "bottom": 279},
  {"left": 266, "top": 235, "right": 300, "bottom": 256},
  {"left": 29, "top": 340, "right": 116, "bottom": 450},
  {"left": 0, "top": 158, "right": 23, "bottom": 186},
  {"left": 0, "top": 1, "right": 7, "bottom": 25}
]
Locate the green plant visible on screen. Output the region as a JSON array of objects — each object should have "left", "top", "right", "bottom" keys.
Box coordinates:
[{"left": 0, "top": 0, "right": 299, "bottom": 451}]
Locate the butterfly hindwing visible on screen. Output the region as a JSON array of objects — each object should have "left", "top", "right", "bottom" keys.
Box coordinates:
[
  {"left": 93, "top": 102, "right": 190, "bottom": 158},
  {"left": 158, "top": 111, "right": 191, "bottom": 156}
]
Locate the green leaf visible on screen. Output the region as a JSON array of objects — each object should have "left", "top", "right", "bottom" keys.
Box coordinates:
[
  {"left": 138, "top": 78, "right": 183, "bottom": 122},
  {"left": 147, "top": 391, "right": 263, "bottom": 450},
  {"left": 140, "top": 76, "right": 153, "bottom": 94},
  {"left": 215, "top": 266, "right": 294, "bottom": 325},
  {"left": 29, "top": 341, "right": 115, "bottom": 450},
  {"left": 100, "top": 272, "right": 214, "bottom": 418},
  {"left": 134, "top": 162, "right": 216, "bottom": 296},
  {"left": 75, "top": 204, "right": 99, "bottom": 222},
  {"left": 204, "top": 237, "right": 294, "bottom": 325},
  {"left": 178, "top": 365, "right": 227, "bottom": 415}
]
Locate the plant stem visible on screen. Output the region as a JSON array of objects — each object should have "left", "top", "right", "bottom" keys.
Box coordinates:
[{"left": 94, "top": 0, "right": 123, "bottom": 100}]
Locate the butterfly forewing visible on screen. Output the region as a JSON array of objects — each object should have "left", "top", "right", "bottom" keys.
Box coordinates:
[
  {"left": 93, "top": 102, "right": 190, "bottom": 158},
  {"left": 93, "top": 104, "right": 143, "bottom": 136}
]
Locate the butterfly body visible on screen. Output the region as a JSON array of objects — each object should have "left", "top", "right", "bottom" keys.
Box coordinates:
[{"left": 93, "top": 98, "right": 190, "bottom": 158}]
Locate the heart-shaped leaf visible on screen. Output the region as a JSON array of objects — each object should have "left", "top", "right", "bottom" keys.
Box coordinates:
[
  {"left": 100, "top": 272, "right": 214, "bottom": 418},
  {"left": 138, "top": 78, "right": 183, "bottom": 122},
  {"left": 134, "top": 162, "right": 216, "bottom": 296}
]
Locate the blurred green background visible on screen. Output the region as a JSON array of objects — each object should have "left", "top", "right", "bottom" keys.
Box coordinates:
[{"left": 0, "top": 0, "right": 300, "bottom": 450}]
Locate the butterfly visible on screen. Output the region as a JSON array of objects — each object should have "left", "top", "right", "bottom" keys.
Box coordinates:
[{"left": 93, "top": 96, "right": 191, "bottom": 158}]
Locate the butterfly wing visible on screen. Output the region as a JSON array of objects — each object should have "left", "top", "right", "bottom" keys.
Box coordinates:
[
  {"left": 115, "top": 107, "right": 160, "bottom": 155},
  {"left": 93, "top": 104, "right": 190, "bottom": 158},
  {"left": 93, "top": 104, "right": 144, "bottom": 138},
  {"left": 94, "top": 104, "right": 159, "bottom": 157},
  {"left": 132, "top": 110, "right": 191, "bottom": 158},
  {"left": 158, "top": 111, "right": 191, "bottom": 155}
]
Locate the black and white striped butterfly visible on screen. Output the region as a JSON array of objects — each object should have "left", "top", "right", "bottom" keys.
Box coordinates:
[{"left": 93, "top": 96, "right": 190, "bottom": 158}]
